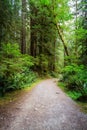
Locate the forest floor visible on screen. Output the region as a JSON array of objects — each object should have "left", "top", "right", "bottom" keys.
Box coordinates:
[{"left": 0, "top": 79, "right": 87, "bottom": 130}]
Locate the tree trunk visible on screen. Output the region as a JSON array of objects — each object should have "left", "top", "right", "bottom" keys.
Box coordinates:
[
  {"left": 30, "top": 4, "right": 38, "bottom": 57},
  {"left": 56, "top": 23, "right": 69, "bottom": 56},
  {"left": 21, "top": 0, "right": 26, "bottom": 54}
]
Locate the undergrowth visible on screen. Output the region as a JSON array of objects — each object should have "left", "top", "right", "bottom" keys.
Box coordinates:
[
  {"left": 0, "top": 79, "right": 42, "bottom": 105},
  {"left": 61, "top": 63, "right": 87, "bottom": 100},
  {"left": 58, "top": 82, "right": 87, "bottom": 113},
  {"left": 0, "top": 43, "right": 37, "bottom": 96}
]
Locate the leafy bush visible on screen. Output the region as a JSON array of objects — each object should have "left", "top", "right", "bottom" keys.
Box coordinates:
[
  {"left": 34, "top": 54, "right": 48, "bottom": 73},
  {"left": 0, "top": 43, "right": 37, "bottom": 96},
  {"left": 5, "top": 68, "right": 37, "bottom": 90},
  {"left": 62, "top": 64, "right": 87, "bottom": 97},
  {"left": 0, "top": 43, "right": 21, "bottom": 58}
]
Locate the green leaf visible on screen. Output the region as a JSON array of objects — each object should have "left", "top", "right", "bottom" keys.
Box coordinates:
[{"left": 40, "top": 0, "right": 50, "bottom": 5}]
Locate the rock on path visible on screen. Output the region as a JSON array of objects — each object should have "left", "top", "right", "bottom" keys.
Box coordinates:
[{"left": 0, "top": 79, "right": 87, "bottom": 130}]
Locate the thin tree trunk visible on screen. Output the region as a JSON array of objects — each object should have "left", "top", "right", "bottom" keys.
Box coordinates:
[
  {"left": 75, "top": 0, "right": 78, "bottom": 57},
  {"left": 21, "top": 0, "right": 26, "bottom": 54},
  {"left": 51, "top": 0, "right": 69, "bottom": 56},
  {"left": 56, "top": 23, "right": 69, "bottom": 56}
]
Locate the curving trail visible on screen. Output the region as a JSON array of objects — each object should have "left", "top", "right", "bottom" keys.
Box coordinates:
[{"left": 0, "top": 79, "right": 87, "bottom": 130}]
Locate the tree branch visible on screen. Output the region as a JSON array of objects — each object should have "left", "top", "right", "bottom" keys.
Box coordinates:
[{"left": 56, "top": 23, "right": 69, "bottom": 56}]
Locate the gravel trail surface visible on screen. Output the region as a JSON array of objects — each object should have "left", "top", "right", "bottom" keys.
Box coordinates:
[{"left": 0, "top": 79, "right": 87, "bottom": 130}]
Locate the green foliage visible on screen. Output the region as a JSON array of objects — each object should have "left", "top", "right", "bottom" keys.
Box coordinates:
[
  {"left": 0, "top": 0, "right": 21, "bottom": 44},
  {"left": 62, "top": 64, "right": 87, "bottom": 98},
  {"left": 0, "top": 43, "right": 21, "bottom": 58},
  {"left": 40, "top": 0, "right": 50, "bottom": 5},
  {"left": 67, "top": 91, "right": 82, "bottom": 100},
  {"left": 0, "top": 43, "right": 37, "bottom": 96},
  {"left": 58, "top": 82, "right": 82, "bottom": 100},
  {"left": 29, "top": 0, "right": 71, "bottom": 73},
  {"left": 34, "top": 54, "right": 48, "bottom": 74},
  {"left": 5, "top": 68, "right": 37, "bottom": 90}
]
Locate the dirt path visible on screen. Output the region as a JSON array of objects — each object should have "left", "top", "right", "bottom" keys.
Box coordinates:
[{"left": 0, "top": 79, "right": 87, "bottom": 130}]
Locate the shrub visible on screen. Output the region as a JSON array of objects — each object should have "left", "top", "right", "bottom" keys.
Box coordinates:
[
  {"left": 62, "top": 64, "right": 87, "bottom": 97},
  {"left": 34, "top": 54, "right": 48, "bottom": 73},
  {"left": 0, "top": 43, "right": 37, "bottom": 96},
  {"left": 0, "top": 43, "right": 21, "bottom": 58}
]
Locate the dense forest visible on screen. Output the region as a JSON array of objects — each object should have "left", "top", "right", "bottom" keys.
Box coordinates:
[{"left": 0, "top": 0, "right": 87, "bottom": 100}]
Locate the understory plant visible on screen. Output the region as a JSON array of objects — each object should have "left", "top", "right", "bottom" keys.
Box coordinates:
[
  {"left": 0, "top": 43, "right": 37, "bottom": 96},
  {"left": 62, "top": 63, "right": 87, "bottom": 100}
]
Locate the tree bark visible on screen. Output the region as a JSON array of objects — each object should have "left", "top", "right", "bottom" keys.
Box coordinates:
[
  {"left": 56, "top": 23, "right": 69, "bottom": 56},
  {"left": 30, "top": 4, "right": 38, "bottom": 57},
  {"left": 21, "top": 0, "right": 26, "bottom": 54}
]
